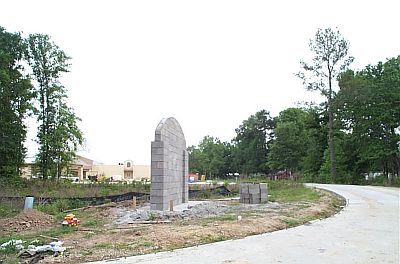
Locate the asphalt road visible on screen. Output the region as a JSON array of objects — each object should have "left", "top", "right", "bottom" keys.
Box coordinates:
[{"left": 88, "top": 184, "right": 399, "bottom": 264}]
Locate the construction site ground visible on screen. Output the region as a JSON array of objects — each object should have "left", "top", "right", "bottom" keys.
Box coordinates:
[{"left": 0, "top": 188, "right": 344, "bottom": 264}]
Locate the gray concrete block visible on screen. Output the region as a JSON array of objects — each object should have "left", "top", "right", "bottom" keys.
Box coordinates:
[
  {"left": 151, "top": 154, "right": 165, "bottom": 162},
  {"left": 151, "top": 182, "right": 165, "bottom": 190},
  {"left": 151, "top": 161, "right": 164, "bottom": 169},
  {"left": 150, "top": 170, "right": 165, "bottom": 179},
  {"left": 240, "top": 184, "right": 249, "bottom": 194},
  {"left": 239, "top": 183, "right": 268, "bottom": 204},
  {"left": 151, "top": 141, "right": 164, "bottom": 148},
  {"left": 249, "top": 186, "right": 260, "bottom": 194},
  {"left": 240, "top": 193, "right": 248, "bottom": 199}
]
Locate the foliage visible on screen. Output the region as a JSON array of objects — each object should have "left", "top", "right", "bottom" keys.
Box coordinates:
[
  {"left": 25, "top": 33, "right": 83, "bottom": 179},
  {"left": 232, "top": 110, "right": 275, "bottom": 176},
  {"left": 35, "top": 199, "right": 88, "bottom": 215},
  {"left": 0, "top": 26, "right": 83, "bottom": 181},
  {"left": 0, "top": 27, "right": 34, "bottom": 178},
  {"left": 336, "top": 56, "right": 400, "bottom": 180},
  {"left": 297, "top": 27, "right": 353, "bottom": 183},
  {"left": 188, "top": 136, "right": 233, "bottom": 178},
  {"left": 0, "top": 178, "right": 150, "bottom": 198},
  {"left": 268, "top": 108, "right": 308, "bottom": 172},
  {"left": 301, "top": 106, "right": 328, "bottom": 182}
]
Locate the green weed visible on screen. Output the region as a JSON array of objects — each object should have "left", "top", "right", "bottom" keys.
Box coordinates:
[
  {"left": 0, "top": 203, "right": 22, "bottom": 219},
  {"left": 81, "top": 219, "right": 104, "bottom": 228},
  {"left": 214, "top": 214, "right": 237, "bottom": 221},
  {"left": 200, "top": 234, "right": 228, "bottom": 243},
  {"left": 282, "top": 217, "right": 299, "bottom": 227}
]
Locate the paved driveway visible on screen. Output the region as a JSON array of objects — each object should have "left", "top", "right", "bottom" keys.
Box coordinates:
[{"left": 88, "top": 184, "right": 399, "bottom": 264}]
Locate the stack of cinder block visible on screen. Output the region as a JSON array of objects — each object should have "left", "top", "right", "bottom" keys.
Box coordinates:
[{"left": 240, "top": 183, "right": 268, "bottom": 204}]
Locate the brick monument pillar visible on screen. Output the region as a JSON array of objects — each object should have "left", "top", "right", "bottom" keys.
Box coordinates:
[{"left": 150, "top": 117, "right": 188, "bottom": 210}]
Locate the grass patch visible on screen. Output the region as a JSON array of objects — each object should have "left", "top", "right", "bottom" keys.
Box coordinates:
[
  {"left": 0, "top": 178, "right": 150, "bottom": 198},
  {"left": 214, "top": 214, "right": 237, "bottom": 221},
  {"left": 35, "top": 199, "right": 89, "bottom": 215},
  {"left": 282, "top": 217, "right": 300, "bottom": 227},
  {"left": 239, "top": 210, "right": 260, "bottom": 218},
  {"left": 41, "top": 225, "right": 77, "bottom": 238},
  {"left": 94, "top": 243, "right": 115, "bottom": 250},
  {"left": 94, "top": 241, "right": 154, "bottom": 251},
  {"left": 200, "top": 234, "right": 228, "bottom": 243},
  {"left": 0, "top": 203, "right": 22, "bottom": 219},
  {"left": 82, "top": 250, "right": 94, "bottom": 256},
  {"left": 268, "top": 181, "right": 320, "bottom": 203},
  {"left": 136, "top": 241, "right": 154, "bottom": 248},
  {"left": 193, "top": 213, "right": 238, "bottom": 226},
  {"left": 81, "top": 219, "right": 104, "bottom": 228}
]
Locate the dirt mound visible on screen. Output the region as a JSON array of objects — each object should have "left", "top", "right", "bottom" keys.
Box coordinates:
[{"left": 0, "top": 209, "right": 54, "bottom": 233}]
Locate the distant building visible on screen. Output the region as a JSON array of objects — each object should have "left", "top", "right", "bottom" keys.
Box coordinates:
[
  {"left": 188, "top": 173, "right": 199, "bottom": 182},
  {"left": 21, "top": 156, "right": 150, "bottom": 181},
  {"left": 69, "top": 155, "right": 94, "bottom": 179}
]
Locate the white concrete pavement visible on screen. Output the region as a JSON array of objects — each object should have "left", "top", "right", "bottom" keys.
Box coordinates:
[{"left": 87, "top": 184, "right": 399, "bottom": 264}]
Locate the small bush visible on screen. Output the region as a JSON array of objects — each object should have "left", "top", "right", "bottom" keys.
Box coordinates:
[{"left": 35, "top": 199, "right": 88, "bottom": 215}]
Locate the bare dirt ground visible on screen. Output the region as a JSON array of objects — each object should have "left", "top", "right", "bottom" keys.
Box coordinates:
[
  {"left": 0, "top": 189, "right": 344, "bottom": 264},
  {"left": 0, "top": 209, "right": 54, "bottom": 233}
]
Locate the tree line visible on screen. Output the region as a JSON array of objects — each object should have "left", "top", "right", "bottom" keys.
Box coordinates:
[
  {"left": 189, "top": 28, "right": 399, "bottom": 184},
  {"left": 0, "top": 26, "right": 83, "bottom": 179}
]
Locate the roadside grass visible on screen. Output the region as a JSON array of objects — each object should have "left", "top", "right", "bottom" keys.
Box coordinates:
[
  {"left": 95, "top": 242, "right": 132, "bottom": 250},
  {"left": 199, "top": 234, "right": 229, "bottom": 244},
  {"left": 0, "top": 177, "right": 150, "bottom": 198},
  {"left": 268, "top": 181, "right": 321, "bottom": 203},
  {"left": 193, "top": 213, "right": 238, "bottom": 227},
  {"left": 282, "top": 217, "right": 299, "bottom": 227},
  {"left": 363, "top": 175, "right": 400, "bottom": 187}
]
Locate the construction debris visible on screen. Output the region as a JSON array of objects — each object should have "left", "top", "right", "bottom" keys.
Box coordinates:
[
  {"left": 1, "top": 239, "right": 66, "bottom": 260},
  {"left": 113, "top": 201, "right": 229, "bottom": 224},
  {"left": 0, "top": 239, "right": 24, "bottom": 251}
]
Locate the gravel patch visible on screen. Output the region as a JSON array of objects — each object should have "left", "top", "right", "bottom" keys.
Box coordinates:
[{"left": 112, "top": 200, "right": 282, "bottom": 224}]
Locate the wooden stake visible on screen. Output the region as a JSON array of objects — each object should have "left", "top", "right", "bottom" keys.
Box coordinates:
[{"left": 132, "top": 196, "right": 137, "bottom": 208}]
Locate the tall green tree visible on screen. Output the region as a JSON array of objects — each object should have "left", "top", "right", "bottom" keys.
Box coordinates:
[
  {"left": 232, "top": 110, "right": 275, "bottom": 176},
  {"left": 268, "top": 108, "right": 308, "bottom": 173},
  {"left": 188, "top": 136, "right": 229, "bottom": 178},
  {"left": 26, "top": 34, "right": 83, "bottom": 179},
  {"left": 301, "top": 106, "right": 328, "bottom": 182},
  {"left": 53, "top": 98, "right": 83, "bottom": 178},
  {"left": 0, "top": 27, "right": 33, "bottom": 177},
  {"left": 336, "top": 56, "right": 400, "bottom": 179},
  {"left": 297, "top": 27, "right": 354, "bottom": 183}
]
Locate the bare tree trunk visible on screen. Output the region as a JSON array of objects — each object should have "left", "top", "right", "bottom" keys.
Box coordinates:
[{"left": 327, "top": 73, "right": 337, "bottom": 183}]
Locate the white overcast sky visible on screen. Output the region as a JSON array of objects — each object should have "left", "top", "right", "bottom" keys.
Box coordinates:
[{"left": 1, "top": 0, "right": 399, "bottom": 165}]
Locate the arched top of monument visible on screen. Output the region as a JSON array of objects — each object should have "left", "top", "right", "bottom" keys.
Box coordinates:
[{"left": 155, "top": 117, "right": 186, "bottom": 145}]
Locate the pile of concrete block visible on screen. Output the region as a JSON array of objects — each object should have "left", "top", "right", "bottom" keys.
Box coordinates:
[{"left": 240, "top": 183, "right": 268, "bottom": 204}]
